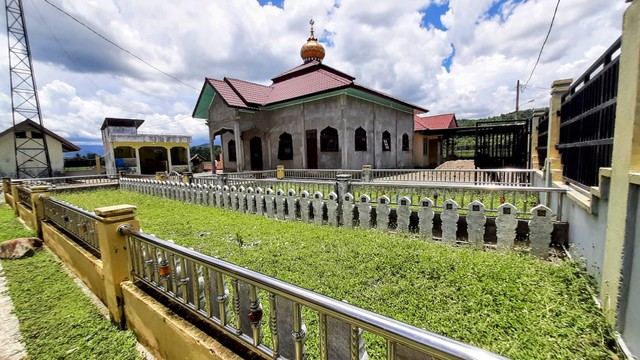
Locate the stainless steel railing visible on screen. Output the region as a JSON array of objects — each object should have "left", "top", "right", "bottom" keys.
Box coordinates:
[
  {"left": 43, "top": 197, "right": 101, "bottom": 255},
  {"left": 123, "top": 227, "right": 508, "bottom": 360}
]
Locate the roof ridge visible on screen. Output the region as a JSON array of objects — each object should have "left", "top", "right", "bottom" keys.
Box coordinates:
[{"left": 226, "top": 77, "right": 273, "bottom": 89}]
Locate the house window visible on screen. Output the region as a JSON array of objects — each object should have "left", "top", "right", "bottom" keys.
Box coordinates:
[
  {"left": 402, "top": 133, "right": 409, "bottom": 151},
  {"left": 382, "top": 131, "right": 391, "bottom": 151},
  {"left": 278, "top": 132, "right": 293, "bottom": 160},
  {"left": 320, "top": 126, "right": 339, "bottom": 152},
  {"left": 354, "top": 127, "right": 367, "bottom": 151},
  {"left": 228, "top": 139, "right": 237, "bottom": 162},
  {"left": 423, "top": 139, "right": 429, "bottom": 156},
  {"left": 15, "top": 131, "right": 27, "bottom": 139}
]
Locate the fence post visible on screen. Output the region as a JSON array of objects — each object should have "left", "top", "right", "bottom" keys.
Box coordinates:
[
  {"left": 2, "top": 177, "right": 11, "bottom": 206},
  {"left": 10, "top": 180, "right": 24, "bottom": 214},
  {"left": 336, "top": 174, "right": 352, "bottom": 223},
  {"left": 217, "top": 173, "right": 228, "bottom": 187},
  {"left": 601, "top": 0, "right": 640, "bottom": 326},
  {"left": 531, "top": 108, "right": 546, "bottom": 170},
  {"left": 30, "top": 186, "right": 50, "bottom": 237},
  {"left": 545, "top": 78, "right": 572, "bottom": 184},
  {"left": 94, "top": 204, "right": 140, "bottom": 328},
  {"left": 362, "top": 165, "right": 372, "bottom": 182}
]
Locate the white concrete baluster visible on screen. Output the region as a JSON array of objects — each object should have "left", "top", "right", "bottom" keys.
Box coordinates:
[
  {"left": 441, "top": 199, "right": 459, "bottom": 245},
  {"left": 312, "top": 191, "right": 324, "bottom": 225},
  {"left": 467, "top": 200, "right": 486, "bottom": 249},
  {"left": 299, "top": 190, "right": 310, "bottom": 222},
  {"left": 496, "top": 202, "right": 518, "bottom": 250},
  {"left": 376, "top": 195, "right": 391, "bottom": 231},
  {"left": 396, "top": 196, "right": 411, "bottom": 233},
  {"left": 326, "top": 192, "right": 339, "bottom": 227},
  {"left": 342, "top": 193, "right": 355, "bottom": 229},
  {"left": 358, "top": 194, "right": 371, "bottom": 229},
  {"left": 287, "top": 189, "right": 297, "bottom": 221},
  {"left": 276, "top": 189, "right": 286, "bottom": 220},
  {"left": 418, "top": 197, "right": 435, "bottom": 240}
]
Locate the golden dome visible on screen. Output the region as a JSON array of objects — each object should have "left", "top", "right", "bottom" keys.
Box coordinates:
[{"left": 300, "top": 19, "right": 325, "bottom": 63}]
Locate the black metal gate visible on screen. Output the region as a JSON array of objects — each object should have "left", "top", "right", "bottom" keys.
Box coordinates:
[
  {"left": 437, "top": 120, "right": 531, "bottom": 169},
  {"left": 474, "top": 120, "right": 530, "bottom": 169}
]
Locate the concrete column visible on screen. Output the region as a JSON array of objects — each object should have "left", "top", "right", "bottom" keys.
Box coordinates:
[
  {"left": 233, "top": 121, "right": 244, "bottom": 172},
  {"left": 95, "top": 155, "right": 102, "bottom": 175},
  {"left": 545, "top": 79, "right": 572, "bottom": 183},
  {"left": 340, "top": 94, "right": 348, "bottom": 169},
  {"left": 2, "top": 177, "right": 11, "bottom": 205},
  {"left": 135, "top": 147, "right": 142, "bottom": 175},
  {"left": 531, "top": 108, "right": 547, "bottom": 170},
  {"left": 94, "top": 204, "right": 140, "bottom": 327},
  {"left": 10, "top": 180, "right": 24, "bottom": 214},
  {"left": 30, "top": 185, "right": 50, "bottom": 237},
  {"left": 601, "top": 0, "right": 640, "bottom": 326},
  {"left": 167, "top": 147, "right": 173, "bottom": 172},
  {"left": 186, "top": 146, "right": 192, "bottom": 172}
]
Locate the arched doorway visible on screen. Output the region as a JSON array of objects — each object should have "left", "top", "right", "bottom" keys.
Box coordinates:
[{"left": 250, "top": 137, "right": 263, "bottom": 170}]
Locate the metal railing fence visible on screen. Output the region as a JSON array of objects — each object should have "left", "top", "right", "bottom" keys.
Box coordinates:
[
  {"left": 21, "top": 174, "right": 119, "bottom": 188},
  {"left": 124, "top": 227, "right": 508, "bottom": 360},
  {"left": 43, "top": 197, "right": 101, "bottom": 255},
  {"left": 17, "top": 186, "right": 32, "bottom": 210}
]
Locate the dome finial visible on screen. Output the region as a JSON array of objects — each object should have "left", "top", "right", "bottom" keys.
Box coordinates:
[
  {"left": 309, "top": 19, "right": 315, "bottom": 38},
  {"left": 300, "top": 18, "right": 325, "bottom": 63}
]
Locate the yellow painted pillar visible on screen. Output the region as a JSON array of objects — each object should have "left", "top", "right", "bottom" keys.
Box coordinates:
[
  {"left": 30, "top": 186, "right": 50, "bottom": 237},
  {"left": 2, "top": 177, "right": 11, "bottom": 206},
  {"left": 545, "top": 79, "right": 572, "bottom": 183},
  {"left": 10, "top": 180, "right": 24, "bottom": 214},
  {"left": 531, "top": 108, "right": 546, "bottom": 170},
  {"left": 94, "top": 204, "right": 140, "bottom": 327},
  {"left": 601, "top": 0, "right": 640, "bottom": 325}
]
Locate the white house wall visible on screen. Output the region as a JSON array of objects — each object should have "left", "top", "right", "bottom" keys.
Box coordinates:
[{"left": 0, "top": 133, "right": 66, "bottom": 178}]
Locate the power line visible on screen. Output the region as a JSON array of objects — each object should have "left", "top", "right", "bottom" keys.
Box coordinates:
[
  {"left": 43, "top": 0, "right": 199, "bottom": 92},
  {"left": 29, "top": 0, "right": 161, "bottom": 117},
  {"left": 523, "top": 0, "right": 561, "bottom": 87}
]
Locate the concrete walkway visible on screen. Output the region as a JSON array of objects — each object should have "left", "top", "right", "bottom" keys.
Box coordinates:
[{"left": 0, "top": 262, "right": 27, "bottom": 360}]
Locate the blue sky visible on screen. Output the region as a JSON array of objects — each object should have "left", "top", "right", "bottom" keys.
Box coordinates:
[{"left": 0, "top": 0, "right": 628, "bottom": 150}]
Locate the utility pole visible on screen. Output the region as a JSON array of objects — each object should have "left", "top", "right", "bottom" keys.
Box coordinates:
[
  {"left": 5, "top": 0, "right": 52, "bottom": 178},
  {"left": 515, "top": 80, "right": 520, "bottom": 120}
]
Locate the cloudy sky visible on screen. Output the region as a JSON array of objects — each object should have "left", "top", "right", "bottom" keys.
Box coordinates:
[{"left": 0, "top": 0, "right": 628, "bottom": 148}]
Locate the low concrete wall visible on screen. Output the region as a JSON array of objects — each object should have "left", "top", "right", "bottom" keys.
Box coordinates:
[
  {"left": 16, "top": 203, "right": 37, "bottom": 230},
  {"left": 42, "top": 222, "right": 107, "bottom": 305},
  {"left": 121, "top": 282, "right": 242, "bottom": 360}
]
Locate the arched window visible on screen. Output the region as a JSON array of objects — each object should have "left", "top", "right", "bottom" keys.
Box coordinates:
[
  {"left": 228, "top": 139, "right": 237, "bottom": 162},
  {"left": 278, "top": 132, "right": 293, "bottom": 160},
  {"left": 382, "top": 131, "right": 391, "bottom": 151},
  {"left": 354, "top": 127, "right": 367, "bottom": 151},
  {"left": 320, "top": 126, "right": 339, "bottom": 152},
  {"left": 402, "top": 133, "right": 409, "bottom": 151}
]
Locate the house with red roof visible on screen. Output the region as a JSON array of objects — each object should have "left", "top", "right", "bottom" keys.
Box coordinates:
[
  {"left": 192, "top": 20, "right": 427, "bottom": 172},
  {"left": 413, "top": 112, "right": 457, "bottom": 168}
]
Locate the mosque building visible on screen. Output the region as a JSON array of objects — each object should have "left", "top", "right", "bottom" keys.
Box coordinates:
[{"left": 192, "top": 20, "right": 427, "bottom": 171}]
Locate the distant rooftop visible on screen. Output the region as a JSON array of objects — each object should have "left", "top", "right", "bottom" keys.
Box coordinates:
[{"left": 100, "top": 118, "right": 145, "bottom": 130}]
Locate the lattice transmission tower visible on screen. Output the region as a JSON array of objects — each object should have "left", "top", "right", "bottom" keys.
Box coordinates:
[{"left": 4, "top": 0, "right": 52, "bottom": 178}]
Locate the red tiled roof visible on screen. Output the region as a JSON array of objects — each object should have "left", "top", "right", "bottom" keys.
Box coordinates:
[
  {"left": 414, "top": 113, "right": 457, "bottom": 131},
  {"left": 225, "top": 78, "right": 272, "bottom": 105},
  {"left": 267, "top": 68, "right": 352, "bottom": 104},
  {"left": 206, "top": 78, "right": 252, "bottom": 109},
  {"left": 201, "top": 62, "right": 426, "bottom": 112}
]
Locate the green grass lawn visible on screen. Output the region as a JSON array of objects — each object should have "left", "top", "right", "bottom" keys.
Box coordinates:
[
  {"left": 57, "top": 189, "right": 617, "bottom": 359},
  {"left": 0, "top": 204, "right": 142, "bottom": 360}
]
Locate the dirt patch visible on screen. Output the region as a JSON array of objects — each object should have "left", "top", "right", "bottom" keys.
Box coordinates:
[{"left": 435, "top": 160, "right": 476, "bottom": 170}]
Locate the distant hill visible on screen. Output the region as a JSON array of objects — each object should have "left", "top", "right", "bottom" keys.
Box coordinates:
[
  {"left": 64, "top": 144, "right": 104, "bottom": 158},
  {"left": 458, "top": 108, "right": 539, "bottom": 127}
]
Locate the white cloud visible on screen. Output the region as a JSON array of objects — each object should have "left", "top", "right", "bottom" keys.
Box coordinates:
[{"left": 0, "top": 0, "right": 630, "bottom": 148}]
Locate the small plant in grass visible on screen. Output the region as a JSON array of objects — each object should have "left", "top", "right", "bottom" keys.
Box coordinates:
[{"left": 57, "top": 190, "right": 619, "bottom": 359}]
